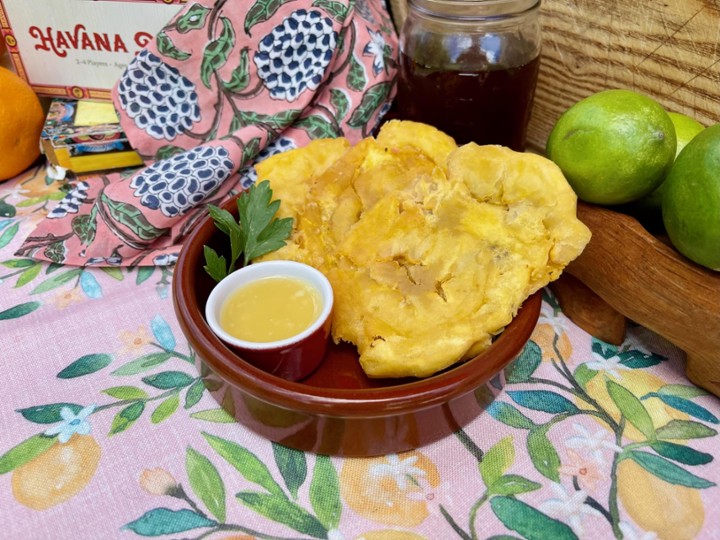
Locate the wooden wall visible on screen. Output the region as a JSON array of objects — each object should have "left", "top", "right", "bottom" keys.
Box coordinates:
[
  {"left": 389, "top": 0, "right": 720, "bottom": 151},
  {"left": 527, "top": 0, "right": 720, "bottom": 150}
]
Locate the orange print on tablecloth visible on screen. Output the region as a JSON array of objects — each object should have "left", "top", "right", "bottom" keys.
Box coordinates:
[
  {"left": 340, "top": 451, "right": 441, "bottom": 527},
  {"left": 12, "top": 434, "right": 101, "bottom": 510},
  {"left": 139, "top": 467, "right": 178, "bottom": 496},
  {"left": 531, "top": 322, "right": 573, "bottom": 363},
  {"left": 119, "top": 326, "right": 153, "bottom": 354},
  {"left": 51, "top": 287, "right": 84, "bottom": 309}
]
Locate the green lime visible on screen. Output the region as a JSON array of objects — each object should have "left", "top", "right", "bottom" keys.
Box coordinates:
[
  {"left": 662, "top": 124, "right": 720, "bottom": 271},
  {"left": 546, "top": 89, "right": 677, "bottom": 205},
  {"left": 640, "top": 112, "right": 705, "bottom": 209}
]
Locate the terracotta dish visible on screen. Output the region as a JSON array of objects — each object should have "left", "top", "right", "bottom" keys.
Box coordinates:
[{"left": 173, "top": 198, "right": 542, "bottom": 456}]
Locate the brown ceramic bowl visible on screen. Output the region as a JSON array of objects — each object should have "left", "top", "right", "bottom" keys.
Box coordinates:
[{"left": 173, "top": 199, "right": 542, "bottom": 457}]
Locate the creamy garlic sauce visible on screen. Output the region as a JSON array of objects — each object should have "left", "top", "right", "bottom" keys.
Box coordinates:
[{"left": 219, "top": 276, "right": 322, "bottom": 342}]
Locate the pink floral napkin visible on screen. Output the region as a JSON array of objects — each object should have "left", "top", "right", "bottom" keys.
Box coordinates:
[{"left": 17, "top": 0, "right": 397, "bottom": 266}]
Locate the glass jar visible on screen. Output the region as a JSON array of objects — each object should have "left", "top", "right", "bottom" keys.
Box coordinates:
[{"left": 395, "top": 0, "right": 542, "bottom": 151}]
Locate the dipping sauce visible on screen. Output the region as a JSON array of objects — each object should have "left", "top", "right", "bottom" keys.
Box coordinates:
[{"left": 219, "top": 276, "right": 322, "bottom": 342}]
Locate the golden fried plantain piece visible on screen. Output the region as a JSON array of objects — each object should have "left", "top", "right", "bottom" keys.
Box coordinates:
[
  {"left": 257, "top": 122, "right": 591, "bottom": 379},
  {"left": 376, "top": 119, "right": 458, "bottom": 171},
  {"left": 254, "top": 137, "right": 350, "bottom": 222}
]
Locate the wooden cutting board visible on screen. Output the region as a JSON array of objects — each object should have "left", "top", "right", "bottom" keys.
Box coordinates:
[{"left": 527, "top": 0, "right": 720, "bottom": 150}]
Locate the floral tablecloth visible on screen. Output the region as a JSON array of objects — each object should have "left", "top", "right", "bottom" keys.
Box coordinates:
[{"left": 2, "top": 164, "right": 719, "bottom": 540}]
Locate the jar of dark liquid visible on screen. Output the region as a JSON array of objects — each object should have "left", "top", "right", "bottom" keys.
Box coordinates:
[{"left": 396, "top": 0, "right": 542, "bottom": 151}]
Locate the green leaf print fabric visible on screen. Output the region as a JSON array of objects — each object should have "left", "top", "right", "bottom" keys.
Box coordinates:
[{"left": 17, "top": 0, "right": 398, "bottom": 266}]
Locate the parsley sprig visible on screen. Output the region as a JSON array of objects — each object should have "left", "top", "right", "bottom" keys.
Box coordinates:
[{"left": 203, "top": 180, "right": 293, "bottom": 282}]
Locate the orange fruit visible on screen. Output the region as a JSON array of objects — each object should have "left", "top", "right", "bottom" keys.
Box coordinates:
[
  {"left": 12, "top": 434, "right": 101, "bottom": 510},
  {"left": 661, "top": 124, "right": 720, "bottom": 271},
  {"left": 546, "top": 89, "right": 676, "bottom": 205},
  {"left": 0, "top": 66, "right": 45, "bottom": 181}
]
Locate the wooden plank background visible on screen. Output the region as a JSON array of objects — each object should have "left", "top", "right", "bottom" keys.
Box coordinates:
[
  {"left": 528, "top": 0, "right": 720, "bottom": 150},
  {"left": 390, "top": 0, "right": 720, "bottom": 151}
]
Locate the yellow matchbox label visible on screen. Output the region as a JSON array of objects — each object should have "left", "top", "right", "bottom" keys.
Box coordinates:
[{"left": 75, "top": 100, "right": 120, "bottom": 126}]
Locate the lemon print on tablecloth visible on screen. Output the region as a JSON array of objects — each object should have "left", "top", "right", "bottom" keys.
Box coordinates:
[
  {"left": 617, "top": 458, "right": 704, "bottom": 540},
  {"left": 340, "top": 451, "right": 440, "bottom": 526},
  {"left": 12, "top": 434, "right": 101, "bottom": 510},
  {"left": 580, "top": 367, "right": 687, "bottom": 443}
]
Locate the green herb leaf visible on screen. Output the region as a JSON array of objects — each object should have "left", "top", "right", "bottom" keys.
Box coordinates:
[
  {"left": 203, "top": 180, "right": 292, "bottom": 282},
  {"left": 246, "top": 214, "right": 293, "bottom": 261},
  {"left": 207, "top": 205, "right": 244, "bottom": 269},
  {"left": 203, "top": 246, "right": 228, "bottom": 283}
]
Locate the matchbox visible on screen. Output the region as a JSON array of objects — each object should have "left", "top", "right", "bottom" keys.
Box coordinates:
[{"left": 0, "top": 0, "right": 184, "bottom": 99}]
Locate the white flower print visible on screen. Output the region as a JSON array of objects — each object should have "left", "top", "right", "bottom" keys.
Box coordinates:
[
  {"left": 363, "top": 28, "right": 387, "bottom": 76},
  {"left": 538, "top": 302, "right": 566, "bottom": 335},
  {"left": 539, "top": 482, "right": 602, "bottom": 536},
  {"left": 326, "top": 530, "right": 344, "bottom": 540},
  {"left": 369, "top": 454, "right": 426, "bottom": 490},
  {"left": 585, "top": 352, "right": 628, "bottom": 378},
  {"left": 44, "top": 404, "right": 97, "bottom": 443},
  {"left": 565, "top": 423, "right": 623, "bottom": 465}
]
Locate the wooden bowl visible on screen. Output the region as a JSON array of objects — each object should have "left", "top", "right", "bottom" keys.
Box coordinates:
[
  {"left": 552, "top": 202, "right": 720, "bottom": 396},
  {"left": 172, "top": 198, "right": 542, "bottom": 457}
]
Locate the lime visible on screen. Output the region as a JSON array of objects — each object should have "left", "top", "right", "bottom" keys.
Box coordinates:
[
  {"left": 546, "top": 89, "right": 677, "bottom": 205},
  {"left": 668, "top": 112, "right": 706, "bottom": 156},
  {"left": 640, "top": 112, "right": 705, "bottom": 209},
  {"left": 662, "top": 124, "right": 720, "bottom": 271}
]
